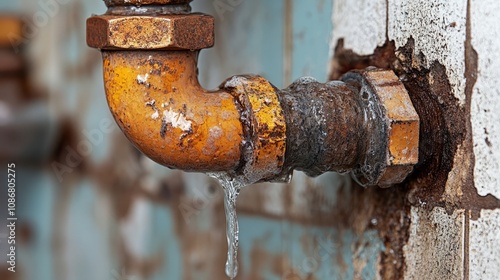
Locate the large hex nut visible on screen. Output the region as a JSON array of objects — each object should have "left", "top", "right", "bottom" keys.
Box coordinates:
[
  {"left": 104, "top": 0, "right": 192, "bottom": 6},
  {"left": 366, "top": 69, "right": 419, "bottom": 186},
  {"left": 343, "top": 68, "right": 420, "bottom": 187},
  {"left": 86, "top": 14, "right": 214, "bottom": 50}
]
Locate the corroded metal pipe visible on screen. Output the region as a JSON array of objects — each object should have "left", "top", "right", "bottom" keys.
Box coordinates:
[{"left": 87, "top": 0, "right": 420, "bottom": 186}]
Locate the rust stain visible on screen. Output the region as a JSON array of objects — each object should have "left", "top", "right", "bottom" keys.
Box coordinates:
[
  {"left": 462, "top": 1, "right": 476, "bottom": 278},
  {"left": 460, "top": 0, "right": 500, "bottom": 219},
  {"left": 330, "top": 38, "right": 459, "bottom": 279}
]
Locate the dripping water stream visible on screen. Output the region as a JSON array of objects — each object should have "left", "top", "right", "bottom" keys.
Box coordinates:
[{"left": 208, "top": 173, "right": 246, "bottom": 280}]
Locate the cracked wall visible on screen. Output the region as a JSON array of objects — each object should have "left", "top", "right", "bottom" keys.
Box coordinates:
[{"left": 331, "top": 0, "right": 500, "bottom": 279}]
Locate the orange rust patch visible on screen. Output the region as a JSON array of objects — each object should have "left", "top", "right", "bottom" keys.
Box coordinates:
[{"left": 388, "top": 121, "right": 419, "bottom": 165}]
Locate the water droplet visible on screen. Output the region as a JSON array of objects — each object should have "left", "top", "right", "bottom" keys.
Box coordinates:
[{"left": 208, "top": 173, "right": 247, "bottom": 280}]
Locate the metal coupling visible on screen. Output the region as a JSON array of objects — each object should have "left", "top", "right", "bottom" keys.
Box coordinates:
[{"left": 86, "top": 0, "right": 420, "bottom": 187}]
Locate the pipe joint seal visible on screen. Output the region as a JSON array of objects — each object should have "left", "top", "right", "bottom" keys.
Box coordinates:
[{"left": 222, "top": 76, "right": 287, "bottom": 183}]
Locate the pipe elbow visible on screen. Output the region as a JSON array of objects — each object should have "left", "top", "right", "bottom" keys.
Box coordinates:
[{"left": 103, "top": 51, "right": 245, "bottom": 172}]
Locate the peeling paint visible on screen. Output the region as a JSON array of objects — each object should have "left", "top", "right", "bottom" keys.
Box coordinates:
[
  {"left": 162, "top": 109, "right": 192, "bottom": 132},
  {"left": 137, "top": 73, "right": 150, "bottom": 84},
  {"left": 388, "top": 0, "right": 468, "bottom": 104},
  {"left": 331, "top": 0, "right": 387, "bottom": 56},
  {"left": 151, "top": 110, "right": 159, "bottom": 120}
]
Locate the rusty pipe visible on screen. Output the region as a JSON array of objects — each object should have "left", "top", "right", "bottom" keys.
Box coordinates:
[{"left": 86, "top": 0, "right": 420, "bottom": 186}]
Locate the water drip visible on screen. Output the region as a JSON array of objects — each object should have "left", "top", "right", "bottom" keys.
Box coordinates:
[{"left": 208, "top": 173, "right": 247, "bottom": 279}]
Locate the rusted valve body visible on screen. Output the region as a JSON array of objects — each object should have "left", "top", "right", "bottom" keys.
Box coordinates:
[{"left": 87, "top": 0, "right": 419, "bottom": 187}]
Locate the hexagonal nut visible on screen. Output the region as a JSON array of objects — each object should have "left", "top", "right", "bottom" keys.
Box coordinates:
[
  {"left": 342, "top": 68, "right": 419, "bottom": 187},
  {"left": 365, "top": 69, "right": 419, "bottom": 186},
  {"left": 86, "top": 14, "right": 214, "bottom": 50},
  {"left": 104, "top": 0, "right": 192, "bottom": 6}
]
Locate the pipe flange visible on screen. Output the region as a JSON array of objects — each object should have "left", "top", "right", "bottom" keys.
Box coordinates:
[
  {"left": 342, "top": 68, "right": 419, "bottom": 187},
  {"left": 87, "top": 13, "right": 214, "bottom": 50}
]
